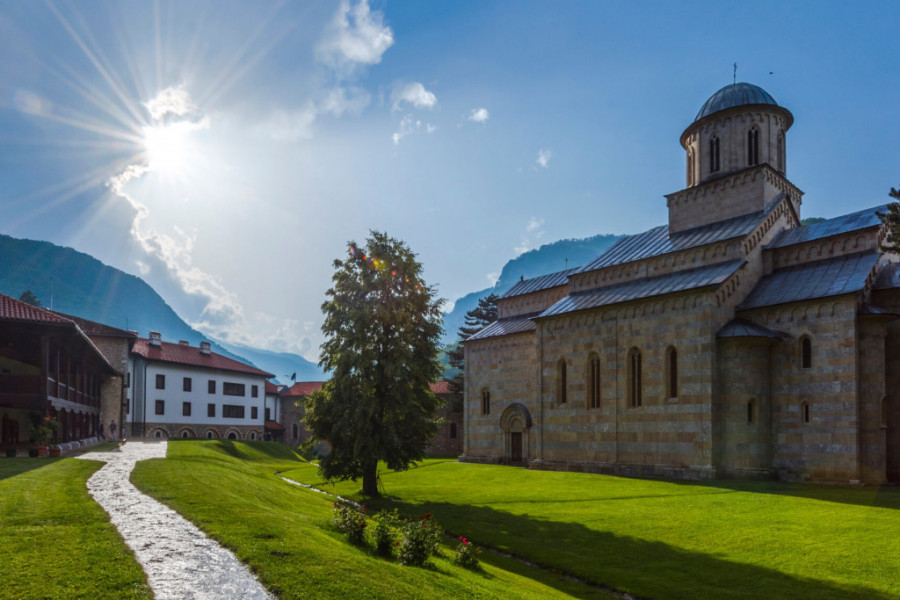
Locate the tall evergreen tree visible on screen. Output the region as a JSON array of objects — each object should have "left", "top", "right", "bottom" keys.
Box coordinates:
[
  {"left": 18, "top": 290, "right": 41, "bottom": 307},
  {"left": 304, "top": 231, "right": 443, "bottom": 497},
  {"left": 446, "top": 293, "right": 499, "bottom": 401},
  {"left": 879, "top": 187, "right": 900, "bottom": 252}
]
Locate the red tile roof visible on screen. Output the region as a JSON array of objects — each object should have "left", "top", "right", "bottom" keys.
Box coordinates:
[
  {"left": 0, "top": 292, "right": 73, "bottom": 324},
  {"left": 265, "top": 420, "right": 285, "bottom": 431},
  {"left": 265, "top": 380, "right": 280, "bottom": 394},
  {"left": 132, "top": 338, "right": 274, "bottom": 378},
  {"left": 280, "top": 381, "right": 324, "bottom": 397},
  {"left": 429, "top": 381, "right": 452, "bottom": 395},
  {"left": 54, "top": 312, "right": 137, "bottom": 338}
]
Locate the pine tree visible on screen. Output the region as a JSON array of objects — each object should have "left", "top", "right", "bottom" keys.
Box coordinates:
[
  {"left": 446, "top": 293, "right": 499, "bottom": 403},
  {"left": 879, "top": 187, "right": 900, "bottom": 252},
  {"left": 18, "top": 290, "right": 41, "bottom": 307},
  {"left": 304, "top": 231, "right": 444, "bottom": 497}
]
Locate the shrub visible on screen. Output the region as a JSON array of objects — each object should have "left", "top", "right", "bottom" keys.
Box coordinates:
[
  {"left": 453, "top": 536, "right": 482, "bottom": 570},
  {"left": 371, "top": 509, "right": 400, "bottom": 557},
  {"left": 332, "top": 502, "right": 367, "bottom": 545},
  {"left": 398, "top": 513, "right": 443, "bottom": 566}
]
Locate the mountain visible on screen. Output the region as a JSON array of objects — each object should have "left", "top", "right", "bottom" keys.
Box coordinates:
[
  {"left": 441, "top": 233, "right": 624, "bottom": 343},
  {"left": 0, "top": 233, "right": 322, "bottom": 382}
]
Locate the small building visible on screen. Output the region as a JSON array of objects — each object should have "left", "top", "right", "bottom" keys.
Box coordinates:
[
  {"left": 425, "top": 381, "right": 462, "bottom": 456},
  {"left": 128, "top": 332, "right": 274, "bottom": 440},
  {"left": 278, "top": 381, "right": 323, "bottom": 445}
]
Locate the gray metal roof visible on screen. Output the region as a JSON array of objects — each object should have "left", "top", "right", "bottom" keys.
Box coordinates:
[
  {"left": 695, "top": 83, "right": 779, "bottom": 122},
  {"left": 465, "top": 312, "right": 540, "bottom": 342},
  {"left": 501, "top": 267, "right": 579, "bottom": 299},
  {"left": 770, "top": 204, "right": 888, "bottom": 249},
  {"left": 540, "top": 260, "right": 743, "bottom": 318},
  {"left": 717, "top": 318, "right": 785, "bottom": 339},
  {"left": 577, "top": 210, "right": 763, "bottom": 274},
  {"left": 739, "top": 250, "right": 880, "bottom": 310}
]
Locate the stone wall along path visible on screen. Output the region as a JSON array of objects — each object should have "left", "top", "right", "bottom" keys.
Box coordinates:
[{"left": 77, "top": 441, "right": 273, "bottom": 600}]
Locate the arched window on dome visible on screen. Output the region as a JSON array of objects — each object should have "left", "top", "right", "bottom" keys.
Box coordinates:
[
  {"left": 777, "top": 131, "right": 785, "bottom": 173},
  {"left": 687, "top": 148, "right": 695, "bottom": 187},
  {"left": 709, "top": 136, "right": 720, "bottom": 173},
  {"left": 747, "top": 127, "right": 759, "bottom": 166}
]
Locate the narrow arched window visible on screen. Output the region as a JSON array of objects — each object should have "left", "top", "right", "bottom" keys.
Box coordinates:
[
  {"left": 800, "top": 336, "right": 812, "bottom": 369},
  {"left": 687, "top": 149, "right": 695, "bottom": 186},
  {"left": 206, "top": 431, "right": 214, "bottom": 439},
  {"left": 292, "top": 423, "right": 299, "bottom": 439},
  {"left": 450, "top": 422, "right": 457, "bottom": 439},
  {"left": 627, "top": 347, "right": 642, "bottom": 407},
  {"left": 747, "top": 398, "right": 756, "bottom": 424},
  {"left": 587, "top": 353, "right": 601, "bottom": 409},
  {"left": 665, "top": 346, "right": 678, "bottom": 399},
  {"left": 777, "top": 131, "right": 785, "bottom": 173},
  {"left": 747, "top": 127, "right": 759, "bottom": 166},
  {"left": 801, "top": 401, "right": 810, "bottom": 424},
  {"left": 481, "top": 389, "right": 490, "bottom": 416},
  {"left": 557, "top": 359, "right": 567, "bottom": 404},
  {"left": 709, "top": 136, "right": 720, "bottom": 173}
]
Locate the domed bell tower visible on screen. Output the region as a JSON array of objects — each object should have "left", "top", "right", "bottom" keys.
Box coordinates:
[{"left": 666, "top": 83, "right": 802, "bottom": 234}]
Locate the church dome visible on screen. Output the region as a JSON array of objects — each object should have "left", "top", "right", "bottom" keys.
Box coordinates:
[{"left": 694, "top": 83, "right": 779, "bottom": 122}]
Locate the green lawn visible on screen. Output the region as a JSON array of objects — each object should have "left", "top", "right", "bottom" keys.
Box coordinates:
[
  {"left": 282, "top": 459, "right": 900, "bottom": 600},
  {"left": 131, "top": 441, "right": 609, "bottom": 599},
  {"left": 0, "top": 457, "right": 152, "bottom": 600}
]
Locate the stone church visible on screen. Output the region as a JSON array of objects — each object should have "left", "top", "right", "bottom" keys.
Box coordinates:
[{"left": 462, "top": 82, "right": 900, "bottom": 483}]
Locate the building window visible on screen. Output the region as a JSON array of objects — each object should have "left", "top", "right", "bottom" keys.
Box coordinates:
[
  {"left": 125, "top": 372, "right": 130, "bottom": 388},
  {"left": 181, "top": 431, "right": 190, "bottom": 439},
  {"left": 450, "top": 422, "right": 457, "bottom": 439},
  {"left": 777, "top": 131, "right": 785, "bottom": 173},
  {"left": 223, "top": 382, "right": 245, "bottom": 396},
  {"left": 481, "top": 389, "right": 490, "bottom": 416},
  {"left": 182, "top": 402, "right": 191, "bottom": 417},
  {"left": 588, "top": 353, "right": 601, "bottom": 409},
  {"left": 251, "top": 406, "right": 258, "bottom": 420},
  {"left": 208, "top": 380, "right": 216, "bottom": 394},
  {"left": 154, "top": 430, "right": 162, "bottom": 438},
  {"left": 250, "top": 431, "right": 256, "bottom": 440},
  {"left": 155, "top": 400, "right": 165, "bottom": 415},
  {"left": 251, "top": 385, "right": 258, "bottom": 398},
  {"left": 709, "top": 135, "right": 720, "bottom": 173},
  {"left": 627, "top": 347, "right": 642, "bottom": 408},
  {"left": 292, "top": 423, "right": 299, "bottom": 439},
  {"left": 799, "top": 336, "right": 812, "bottom": 369},
  {"left": 206, "top": 430, "right": 215, "bottom": 439},
  {"left": 665, "top": 346, "right": 678, "bottom": 399},
  {"left": 223, "top": 405, "right": 245, "bottom": 419},
  {"left": 557, "top": 359, "right": 567, "bottom": 404},
  {"left": 183, "top": 377, "right": 192, "bottom": 392},
  {"left": 801, "top": 401, "right": 810, "bottom": 424},
  {"left": 156, "top": 374, "right": 165, "bottom": 390},
  {"left": 227, "top": 431, "right": 237, "bottom": 440},
  {"left": 687, "top": 148, "right": 695, "bottom": 187},
  {"left": 747, "top": 398, "right": 756, "bottom": 424},
  {"left": 747, "top": 127, "right": 759, "bottom": 166},
  {"left": 265, "top": 408, "right": 271, "bottom": 421},
  {"left": 207, "top": 403, "right": 215, "bottom": 417}
]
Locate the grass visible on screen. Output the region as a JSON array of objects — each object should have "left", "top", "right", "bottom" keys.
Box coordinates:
[
  {"left": 0, "top": 456, "right": 152, "bottom": 600},
  {"left": 282, "top": 459, "right": 900, "bottom": 600},
  {"left": 131, "top": 440, "right": 610, "bottom": 599}
]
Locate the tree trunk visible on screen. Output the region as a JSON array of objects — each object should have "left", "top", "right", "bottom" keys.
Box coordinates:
[{"left": 362, "top": 460, "right": 380, "bottom": 497}]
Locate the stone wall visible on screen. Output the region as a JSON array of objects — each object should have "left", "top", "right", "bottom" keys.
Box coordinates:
[
  {"left": 89, "top": 335, "right": 131, "bottom": 435},
  {"left": 426, "top": 401, "right": 463, "bottom": 455},
  {"left": 279, "top": 397, "right": 311, "bottom": 446},
  {"left": 142, "top": 422, "right": 265, "bottom": 441}
]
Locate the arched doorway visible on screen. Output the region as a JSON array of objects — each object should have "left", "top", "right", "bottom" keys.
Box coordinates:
[{"left": 499, "top": 403, "right": 533, "bottom": 465}]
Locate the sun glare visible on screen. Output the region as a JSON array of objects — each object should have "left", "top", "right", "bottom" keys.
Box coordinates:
[{"left": 142, "top": 121, "right": 195, "bottom": 174}]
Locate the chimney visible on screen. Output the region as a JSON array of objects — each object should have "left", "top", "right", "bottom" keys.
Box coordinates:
[
  {"left": 149, "top": 331, "right": 162, "bottom": 347},
  {"left": 179, "top": 340, "right": 190, "bottom": 346},
  {"left": 199, "top": 341, "right": 211, "bottom": 355}
]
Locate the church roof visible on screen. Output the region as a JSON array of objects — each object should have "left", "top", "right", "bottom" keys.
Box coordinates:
[
  {"left": 465, "top": 312, "right": 541, "bottom": 342},
  {"left": 501, "top": 268, "right": 580, "bottom": 299},
  {"left": 769, "top": 204, "right": 888, "bottom": 249},
  {"left": 740, "top": 250, "right": 880, "bottom": 310},
  {"left": 539, "top": 260, "right": 743, "bottom": 318},
  {"left": 578, "top": 210, "right": 762, "bottom": 273},
  {"left": 717, "top": 318, "right": 785, "bottom": 339},
  {"left": 694, "top": 82, "right": 780, "bottom": 122}
]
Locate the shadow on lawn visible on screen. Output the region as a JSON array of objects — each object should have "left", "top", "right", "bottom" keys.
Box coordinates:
[
  {"left": 0, "top": 457, "right": 61, "bottom": 481},
  {"left": 378, "top": 499, "right": 891, "bottom": 600}
]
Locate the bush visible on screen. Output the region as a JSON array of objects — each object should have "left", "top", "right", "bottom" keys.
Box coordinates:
[
  {"left": 371, "top": 509, "right": 400, "bottom": 557},
  {"left": 332, "top": 502, "right": 367, "bottom": 545},
  {"left": 398, "top": 513, "right": 443, "bottom": 566},
  {"left": 453, "top": 536, "right": 482, "bottom": 570}
]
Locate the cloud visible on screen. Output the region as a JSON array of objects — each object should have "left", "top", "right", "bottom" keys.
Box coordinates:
[
  {"left": 514, "top": 216, "right": 545, "bottom": 255},
  {"left": 392, "top": 114, "right": 436, "bottom": 145},
  {"left": 316, "top": 0, "right": 394, "bottom": 75},
  {"left": 468, "top": 107, "right": 489, "bottom": 123},
  {"left": 144, "top": 85, "right": 196, "bottom": 120},
  {"left": 536, "top": 148, "right": 552, "bottom": 168},
  {"left": 256, "top": 102, "right": 317, "bottom": 141},
  {"left": 319, "top": 86, "right": 371, "bottom": 117},
  {"left": 392, "top": 82, "right": 437, "bottom": 111},
  {"left": 486, "top": 272, "right": 500, "bottom": 286}
]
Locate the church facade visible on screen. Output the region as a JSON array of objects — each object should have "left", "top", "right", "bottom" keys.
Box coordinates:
[{"left": 462, "top": 83, "right": 900, "bottom": 483}]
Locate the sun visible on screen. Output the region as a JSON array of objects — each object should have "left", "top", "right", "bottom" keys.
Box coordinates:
[{"left": 141, "top": 120, "right": 198, "bottom": 175}]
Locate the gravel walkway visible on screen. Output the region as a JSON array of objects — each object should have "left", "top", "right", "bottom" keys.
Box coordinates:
[{"left": 77, "top": 441, "right": 274, "bottom": 600}]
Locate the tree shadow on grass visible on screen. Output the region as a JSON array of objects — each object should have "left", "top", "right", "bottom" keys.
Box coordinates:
[
  {"left": 0, "top": 457, "right": 62, "bottom": 482},
  {"left": 377, "top": 499, "right": 893, "bottom": 600}
]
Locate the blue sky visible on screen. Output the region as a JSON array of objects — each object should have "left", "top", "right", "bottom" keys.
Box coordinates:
[{"left": 1, "top": 1, "right": 897, "bottom": 361}]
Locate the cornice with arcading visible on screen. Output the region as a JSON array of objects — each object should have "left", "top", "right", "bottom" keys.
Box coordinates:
[
  {"left": 665, "top": 164, "right": 802, "bottom": 209},
  {"left": 537, "top": 289, "right": 713, "bottom": 329},
  {"left": 771, "top": 230, "right": 882, "bottom": 270},
  {"left": 741, "top": 198, "right": 797, "bottom": 256},
  {"left": 738, "top": 296, "right": 858, "bottom": 327}
]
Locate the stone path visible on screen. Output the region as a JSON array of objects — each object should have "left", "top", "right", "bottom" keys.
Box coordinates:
[{"left": 77, "top": 441, "right": 273, "bottom": 600}]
